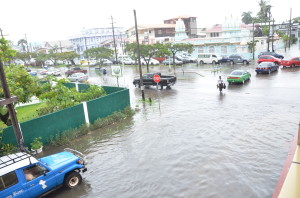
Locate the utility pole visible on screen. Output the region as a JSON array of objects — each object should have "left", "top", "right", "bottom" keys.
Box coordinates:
[
  {"left": 134, "top": 10, "right": 145, "bottom": 101},
  {"left": 288, "top": 8, "right": 292, "bottom": 48},
  {"left": 267, "top": 9, "right": 271, "bottom": 52},
  {"left": 0, "top": 28, "right": 3, "bottom": 38},
  {"left": 272, "top": 18, "right": 274, "bottom": 52},
  {"left": 59, "top": 41, "right": 63, "bottom": 53},
  {"left": 110, "top": 16, "right": 118, "bottom": 64},
  {"left": 24, "top": 34, "right": 29, "bottom": 53},
  {"left": 0, "top": 60, "right": 27, "bottom": 152},
  {"left": 252, "top": 22, "right": 255, "bottom": 60}
]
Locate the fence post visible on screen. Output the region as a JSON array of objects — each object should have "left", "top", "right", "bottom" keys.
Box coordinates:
[
  {"left": 297, "top": 123, "right": 300, "bottom": 146},
  {"left": 82, "top": 102, "right": 90, "bottom": 126},
  {"left": 75, "top": 82, "right": 79, "bottom": 92}
]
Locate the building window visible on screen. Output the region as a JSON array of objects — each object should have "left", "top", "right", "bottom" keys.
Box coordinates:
[
  {"left": 261, "top": 40, "right": 264, "bottom": 45},
  {"left": 157, "top": 30, "right": 162, "bottom": 34},
  {"left": 198, "top": 46, "right": 204, "bottom": 53},
  {"left": 209, "top": 46, "right": 215, "bottom": 53},
  {"left": 221, "top": 46, "right": 227, "bottom": 53}
]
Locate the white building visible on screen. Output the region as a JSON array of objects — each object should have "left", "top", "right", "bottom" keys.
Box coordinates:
[{"left": 69, "top": 27, "right": 126, "bottom": 58}]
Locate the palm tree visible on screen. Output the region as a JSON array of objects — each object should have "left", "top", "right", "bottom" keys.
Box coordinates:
[
  {"left": 17, "top": 39, "right": 28, "bottom": 52},
  {"left": 241, "top": 11, "right": 253, "bottom": 24}
]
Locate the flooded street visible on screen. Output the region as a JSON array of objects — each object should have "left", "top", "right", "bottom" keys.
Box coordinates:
[{"left": 44, "top": 47, "right": 300, "bottom": 198}]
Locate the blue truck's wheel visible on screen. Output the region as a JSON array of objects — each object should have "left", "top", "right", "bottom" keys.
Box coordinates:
[{"left": 64, "top": 172, "right": 82, "bottom": 189}]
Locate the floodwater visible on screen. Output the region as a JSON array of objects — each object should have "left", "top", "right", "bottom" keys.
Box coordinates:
[{"left": 44, "top": 46, "right": 300, "bottom": 198}]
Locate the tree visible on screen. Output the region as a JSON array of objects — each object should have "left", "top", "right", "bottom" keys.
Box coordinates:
[
  {"left": 0, "top": 64, "right": 41, "bottom": 125},
  {"left": 247, "top": 40, "right": 259, "bottom": 53},
  {"left": 0, "top": 38, "right": 17, "bottom": 62},
  {"left": 256, "top": 0, "right": 270, "bottom": 23},
  {"left": 14, "top": 52, "right": 32, "bottom": 65},
  {"left": 125, "top": 43, "right": 170, "bottom": 72},
  {"left": 241, "top": 11, "right": 253, "bottom": 24},
  {"left": 47, "top": 49, "right": 60, "bottom": 66},
  {"left": 165, "top": 43, "right": 194, "bottom": 72},
  {"left": 33, "top": 52, "right": 48, "bottom": 67},
  {"left": 62, "top": 51, "right": 79, "bottom": 65},
  {"left": 83, "top": 47, "right": 113, "bottom": 66},
  {"left": 17, "top": 39, "right": 28, "bottom": 53}
]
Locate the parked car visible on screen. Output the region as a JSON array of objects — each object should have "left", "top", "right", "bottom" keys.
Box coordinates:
[
  {"left": 182, "top": 55, "right": 197, "bottom": 63},
  {"left": 28, "top": 71, "right": 37, "bottom": 76},
  {"left": 281, "top": 57, "right": 300, "bottom": 68},
  {"left": 176, "top": 56, "right": 189, "bottom": 64},
  {"left": 45, "top": 60, "right": 54, "bottom": 66},
  {"left": 46, "top": 68, "right": 61, "bottom": 76},
  {"left": 65, "top": 67, "right": 88, "bottom": 76},
  {"left": 103, "top": 59, "right": 113, "bottom": 66},
  {"left": 0, "top": 149, "right": 87, "bottom": 198},
  {"left": 228, "top": 54, "right": 250, "bottom": 64},
  {"left": 141, "top": 58, "right": 160, "bottom": 65},
  {"left": 38, "top": 69, "right": 48, "bottom": 75},
  {"left": 14, "top": 59, "right": 25, "bottom": 65},
  {"left": 122, "top": 58, "right": 135, "bottom": 65},
  {"left": 255, "top": 62, "right": 279, "bottom": 74},
  {"left": 227, "top": 70, "right": 251, "bottom": 84},
  {"left": 258, "top": 51, "right": 284, "bottom": 59},
  {"left": 257, "top": 55, "right": 282, "bottom": 65},
  {"left": 197, "top": 53, "right": 221, "bottom": 64},
  {"left": 68, "top": 73, "right": 88, "bottom": 82},
  {"left": 218, "top": 55, "right": 231, "bottom": 64},
  {"left": 162, "top": 58, "right": 183, "bottom": 65}
]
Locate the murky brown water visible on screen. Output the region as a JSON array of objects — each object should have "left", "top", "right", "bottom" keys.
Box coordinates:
[{"left": 43, "top": 46, "right": 300, "bottom": 198}]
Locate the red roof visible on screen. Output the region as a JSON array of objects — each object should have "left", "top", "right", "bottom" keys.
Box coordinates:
[{"left": 206, "top": 24, "right": 222, "bottom": 32}]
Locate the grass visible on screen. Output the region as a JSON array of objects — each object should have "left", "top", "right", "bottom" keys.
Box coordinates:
[
  {"left": 16, "top": 103, "right": 47, "bottom": 122},
  {"left": 0, "top": 103, "right": 46, "bottom": 129}
]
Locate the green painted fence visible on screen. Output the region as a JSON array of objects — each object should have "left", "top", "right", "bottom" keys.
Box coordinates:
[
  {"left": 2, "top": 85, "right": 130, "bottom": 147},
  {"left": 87, "top": 88, "right": 130, "bottom": 123}
]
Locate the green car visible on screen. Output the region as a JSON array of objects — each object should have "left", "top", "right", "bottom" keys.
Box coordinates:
[{"left": 227, "top": 70, "right": 251, "bottom": 84}]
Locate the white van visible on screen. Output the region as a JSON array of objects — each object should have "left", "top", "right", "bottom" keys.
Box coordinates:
[{"left": 197, "top": 53, "right": 221, "bottom": 64}]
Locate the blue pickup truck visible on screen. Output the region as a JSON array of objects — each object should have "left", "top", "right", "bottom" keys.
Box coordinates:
[{"left": 0, "top": 148, "right": 87, "bottom": 198}]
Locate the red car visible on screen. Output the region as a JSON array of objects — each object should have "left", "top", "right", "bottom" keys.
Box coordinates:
[
  {"left": 281, "top": 57, "right": 300, "bottom": 68},
  {"left": 257, "top": 55, "right": 282, "bottom": 65}
]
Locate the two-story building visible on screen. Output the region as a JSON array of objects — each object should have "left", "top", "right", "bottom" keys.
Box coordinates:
[
  {"left": 126, "top": 24, "right": 176, "bottom": 44},
  {"left": 69, "top": 27, "right": 126, "bottom": 58}
]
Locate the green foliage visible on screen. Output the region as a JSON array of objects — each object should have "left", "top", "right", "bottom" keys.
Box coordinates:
[
  {"left": 256, "top": 0, "right": 272, "bottom": 23},
  {"left": 0, "top": 38, "right": 17, "bottom": 62},
  {"left": 241, "top": 11, "right": 253, "bottom": 24},
  {"left": 247, "top": 40, "right": 259, "bottom": 53},
  {"left": 262, "top": 26, "right": 269, "bottom": 36},
  {"left": 0, "top": 64, "right": 41, "bottom": 125},
  {"left": 165, "top": 43, "right": 194, "bottom": 70},
  {"left": 0, "top": 129, "right": 17, "bottom": 156},
  {"left": 83, "top": 47, "right": 113, "bottom": 64},
  {"left": 14, "top": 52, "right": 32, "bottom": 65},
  {"left": 37, "top": 80, "right": 106, "bottom": 116},
  {"left": 30, "top": 137, "right": 43, "bottom": 150},
  {"left": 17, "top": 39, "right": 28, "bottom": 52}
]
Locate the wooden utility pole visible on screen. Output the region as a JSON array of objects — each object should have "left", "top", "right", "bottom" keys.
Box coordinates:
[
  {"left": 272, "top": 18, "right": 275, "bottom": 52},
  {"left": 0, "top": 28, "right": 3, "bottom": 38},
  {"left": 288, "top": 8, "right": 292, "bottom": 48},
  {"left": 134, "top": 10, "right": 145, "bottom": 101},
  {"left": 0, "top": 60, "right": 27, "bottom": 152},
  {"left": 252, "top": 22, "right": 255, "bottom": 60},
  {"left": 110, "top": 16, "right": 118, "bottom": 64}
]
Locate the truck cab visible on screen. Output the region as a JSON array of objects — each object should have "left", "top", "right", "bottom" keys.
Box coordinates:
[{"left": 0, "top": 148, "right": 87, "bottom": 198}]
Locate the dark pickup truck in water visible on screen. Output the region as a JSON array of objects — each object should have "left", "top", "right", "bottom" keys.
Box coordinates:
[
  {"left": 133, "top": 73, "right": 176, "bottom": 89},
  {"left": 65, "top": 67, "right": 87, "bottom": 76}
]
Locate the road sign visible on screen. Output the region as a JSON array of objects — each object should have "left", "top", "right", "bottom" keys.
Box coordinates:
[{"left": 153, "top": 74, "right": 160, "bottom": 83}]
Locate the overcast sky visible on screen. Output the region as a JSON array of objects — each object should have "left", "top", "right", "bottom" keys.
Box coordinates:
[{"left": 1, "top": 0, "right": 299, "bottom": 43}]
